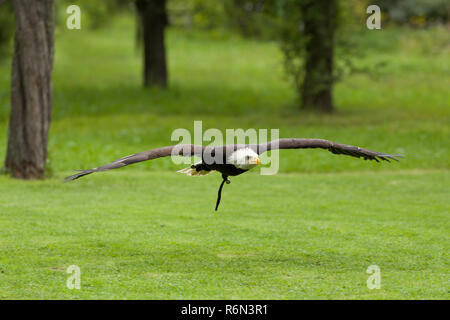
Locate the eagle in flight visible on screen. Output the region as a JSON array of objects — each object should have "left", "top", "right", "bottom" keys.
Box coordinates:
[{"left": 65, "top": 139, "right": 402, "bottom": 210}]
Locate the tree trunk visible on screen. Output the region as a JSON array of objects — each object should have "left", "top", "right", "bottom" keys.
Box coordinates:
[
  {"left": 136, "top": 0, "right": 168, "bottom": 88},
  {"left": 5, "top": 0, "right": 54, "bottom": 179},
  {"left": 301, "top": 0, "right": 336, "bottom": 112}
]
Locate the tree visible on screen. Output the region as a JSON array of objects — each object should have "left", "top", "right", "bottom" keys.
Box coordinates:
[
  {"left": 262, "top": 0, "right": 338, "bottom": 112},
  {"left": 5, "top": 0, "right": 54, "bottom": 179},
  {"left": 135, "top": 0, "right": 168, "bottom": 88},
  {"left": 301, "top": 0, "right": 336, "bottom": 112}
]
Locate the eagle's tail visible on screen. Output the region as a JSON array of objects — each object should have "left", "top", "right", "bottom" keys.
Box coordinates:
[{"left": 177, "top": 163, "right": 212, "bottom": 176}]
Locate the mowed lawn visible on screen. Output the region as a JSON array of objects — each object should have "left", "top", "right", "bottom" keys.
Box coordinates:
[
  {"left": 0, "top": 171, "right": 448, "bottom": 299},
  {"left": 0, "top": 16, "right": 448, "bottom": 299}
]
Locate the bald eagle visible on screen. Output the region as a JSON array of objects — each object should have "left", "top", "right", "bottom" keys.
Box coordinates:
[{"left": 65, "top": 139, "right": 402, "bottom": 210}]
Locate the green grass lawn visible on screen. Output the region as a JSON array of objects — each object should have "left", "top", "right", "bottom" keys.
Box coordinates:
[
  {"left": 0, "top": 15, "right": 448, "bottom": 299},
  {"left": 0, "top": 171, "right": 448, "bottom": 299}
]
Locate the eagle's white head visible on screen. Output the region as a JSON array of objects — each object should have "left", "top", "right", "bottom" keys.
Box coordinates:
[{"left": 228, "top": 148, "right": 260, "bottom": 170}]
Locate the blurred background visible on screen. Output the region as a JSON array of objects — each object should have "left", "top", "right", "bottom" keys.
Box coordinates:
[{"left": 0, "top": 0, "right": 448, "bottom": 175}]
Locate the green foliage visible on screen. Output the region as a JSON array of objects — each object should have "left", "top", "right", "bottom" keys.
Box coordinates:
[
  {"left": 272, "top": 0, "right": 395, "bottom": 105},
  {"left": 167, "top": 0, "right": 279, "bottom": 37},
  {"left": 378, "top": 0, "right": 450, "bottom": 25},
  {"left": 222, "top": 0, "right": 278, "bottom": 39},
  {"left": 169, "top": 0, "right": 226, "bottom": 29},
  {"left": 274, "top": 0, "right": 305, "bottom": 90},
  {"left": 0, "top": 1, "right": 14, "bottom": 60}
]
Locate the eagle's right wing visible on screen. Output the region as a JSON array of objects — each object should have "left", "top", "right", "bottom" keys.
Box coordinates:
[{"left": 64, "top": 144, "right": 205, "bottom": 181}]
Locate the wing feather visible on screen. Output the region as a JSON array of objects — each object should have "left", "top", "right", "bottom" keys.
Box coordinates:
[
  {"left": 256, "top": 138, "right": 403, "bottom": 162},
  {"left": 64, "top": 144, "right": 204, "bottom": 181}
]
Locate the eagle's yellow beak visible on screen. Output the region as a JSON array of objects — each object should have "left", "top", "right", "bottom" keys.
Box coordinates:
[{"left": 251, "top": 157, "right": 261, "bottom": 165}]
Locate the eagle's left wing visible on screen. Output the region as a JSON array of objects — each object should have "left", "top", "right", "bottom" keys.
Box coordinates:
[{"left": 255, "top": 138, "right": 403, "bottom": 162}]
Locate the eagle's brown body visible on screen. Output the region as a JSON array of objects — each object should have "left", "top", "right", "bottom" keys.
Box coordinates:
[{"left": 192, "top": 161, "right": 247, "bottom": 177}]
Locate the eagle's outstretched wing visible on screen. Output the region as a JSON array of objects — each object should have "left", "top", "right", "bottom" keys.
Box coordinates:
[
  {"left": 255, "top": 139, "right": 403, "bottom": 162},
  {"left": 64, "top": 144, "right": 205, "bottom": 181}
]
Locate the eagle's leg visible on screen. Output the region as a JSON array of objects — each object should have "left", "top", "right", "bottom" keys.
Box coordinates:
[{"left": 215, "top": 174, "right": 230, "bottom": 211}]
